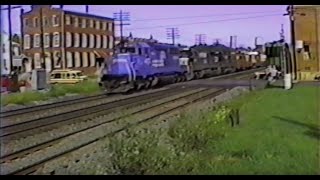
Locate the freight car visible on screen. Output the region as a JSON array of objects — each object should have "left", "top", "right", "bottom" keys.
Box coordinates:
[{"left": 99, "top": 40, "right": 265, "bottom": 93}]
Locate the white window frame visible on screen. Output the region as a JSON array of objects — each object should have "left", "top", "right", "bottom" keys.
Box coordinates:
[
  {"left": 96, "top": 35, "right": 101, "bottom": 48},
  {"left": 43, "top": 16, "right": 49, "bottom": 27},
  {"left": 52, "top": 15, "right": 59, "bottom": 27},
  {"left": 66, "top": 51, "right": 73, "bottom": 68},
  {"left": 33, "top": 17, "right": 39, "bottom": 27},
  {"left": 108, "top": 22, "right": 113, "bottom": 31},
  {"left": 108, "top": 36, "right": 114, "bottom": 49},
  {"left": 102, "top": 35, "right": 107, "bottom": 48},
  {"left": 23, "top": 35, "right": 31, "bottom": 49},
  {"left": 74, "top": 52, "right": 81, "bottom": 67},
  {"left": 34, "top": 34, "right": 40, "bottom": 48},
  {"left": 82, "top": 52, "right": 88, "bottom": 67},
  {"left": 95, "top": 20, "right": 100, "bottom": 30},
  {"left": 73, "top": 17, "right": 79, "bottom": 27},
  {"left": 102, "top": 22, "right": 107, "bottom": 30},
  {"left": 53, "top": 51, "right": 62, "bottom": 68},
  {"left": 89, "top": 34, "right": 95, "bottom": 48},
  {"left": 24, "top": 18, "right": 29, "bottom": 27},
  {"left": 66, "top": 32, "right": 72, "bottom": 47},
  {"left": 89, "top": 19, "right": 94, "bottom": 28},
  {"left": 34, "top": 53, "right": 41, "bottom": 69},
  {"left": 89, "top": 52, "right": 95, "bottom": 67},
  {"left": 74, "top": 33, "right": 80, "bottom": 47},
  {"left": 65, "top": 15, "right": 71, "bottom": 25},
  {"left": 81, "top": 33, "right": 88, "bottom": 48},
  {"left": 81, "top": 18, "right": 86, "bottom": 28},
  {"left": 44, "top": 33, "right": 50, "bottom": 48},
  {"left": 53, "top": 32, "right": 60, "bottom": 47}
]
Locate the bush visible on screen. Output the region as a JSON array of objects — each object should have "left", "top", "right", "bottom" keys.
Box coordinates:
[
  {"left": 107, "top": 106, "right": 233, "bottom": 175},
  {"left": 2, "top": 81, "right": 100, "bottom": 106}
]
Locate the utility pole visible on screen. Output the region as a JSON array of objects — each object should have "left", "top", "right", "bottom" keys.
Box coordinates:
[
  {"left": 39, "top": 7, "right": 46, "bottom": 69},
  {"left": 166, "top": 27, "right": 179, "bottom": 45},
  {"left": 213, "top": 38, "right": 221, "bottom": 44},
  {"left": 284, "top": 5, "right": 296, "bottom": 80},
  {"left": 113, "top": 10, "right": 130, "bottom": 47},
  {"left": 280, "top": 24, "right": 285, "bottom": 41},
  {"left": 195, "top": 34, "right": 206, "bottom": 45}
]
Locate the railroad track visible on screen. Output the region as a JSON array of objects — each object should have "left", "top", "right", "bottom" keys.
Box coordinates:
[
  {"left": 0, "top": 68, "right": 262, "bottom": 121},
  {"left": 0, "top": 69, "right": 263, "bottom": 175},
  {"left": 0, "top": 87, "right": 185, "bottom": 142},
  {"left": 1, "top": 87, "right": 225, "bottom": 175}
]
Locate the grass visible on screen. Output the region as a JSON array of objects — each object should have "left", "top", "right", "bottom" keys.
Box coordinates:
[
  {"left": 1, "top": 80, "right": 101, "bottom": 106},
  {"left": 106, "top": 86, "right": 319, "bottom": 175}
]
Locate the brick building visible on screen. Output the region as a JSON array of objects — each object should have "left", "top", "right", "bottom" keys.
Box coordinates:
[
  {"left": 21, "top": 5, "right": 115, "bottom": 75},
  {"left": 293, "top": 5, "right": 320, "bottom": 80}
]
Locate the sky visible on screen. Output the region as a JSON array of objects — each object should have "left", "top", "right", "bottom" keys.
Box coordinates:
[{"left": 1, "top": 5, "right": 290, "bottom": 47}]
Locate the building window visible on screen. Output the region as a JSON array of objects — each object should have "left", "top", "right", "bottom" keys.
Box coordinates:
[
  {"left": 53, "top": 32, "right": 60, "bottom": 47},
  {"left": 43, "top": 16, "right": 49, "bottom": 27},
  {"left": 102, "top": 35, "right": 107, "bottom": 48},
  {"left": 53, "top": 51, "right": 62, "bottom": 68},
  {"left": 89, "top": 52, "right": 95, "bottom": 67},
  {"left": 33, "top": 34, "right": 40, "bottom": 48},
  {"left": 108, "top": 22, "right": 113, "bottom": 31},
  {"left": 89, "top": 34, "right": 95, "bottom": 48},
  {"left": 303, "top": 44, "right": 311, "bottom": 60},
  {"left": 52, "top": 15, "right": 59, "bottom": 27},
  {"left": 65, "top": 15, "right": 71, "bottom": 25},
  {"left": 34, "top": 53, "right": 41, "bottom": 69},
  {"left": 96, "top": 35, "right": 101, "bottom": 48},
  {"left": 24, "top": 35, "right": 31, "bottom": 49},
  {"left": 66, "top": 51, "right": 73, "bottom": 68},
  {"left": 82, "top": 52, "right": 88, "bottom": 67},
  {"left": 81, "top": 33, "right": 88, "bottom": 48},
  {"left": 24, "top": 18, "right": 29, "bottom": 27},
  {"left": 33, "top": 17, "right": 39, "bottom": 27},
  {"left": 95, "top": 20, "right": 100, "bottom": 30},
  {"left": 74, "top": 33, "right": 80, "bottom": 47},
  {"left": 73, "top": 17, "right": 79, "bottom": 27},
  {"left": 74, "top": 52, "right": 81, "bottom": 67},
  {"left": 108, "top": 36, "right": 114, "bottom": 49},
  {"left": 66, "top": 32, "right": 72, "bottom": 47},
  {"left": 2, "top": 43, "right": 6, "bottom": 53},
  {"left": 81, "top": 19, "right": 86, "bottom": 28},
  {"left": 102, "top": 22, "right": 107, "bottom": 30},
  {"left": 44, "top": 33, "right": 50, "bottom": 48},
  {"left": 89, "top": 19, "right": 94, "bottom": 28},
  {"left": 45, "top": 52, "right": 52, "bottom": 72}
]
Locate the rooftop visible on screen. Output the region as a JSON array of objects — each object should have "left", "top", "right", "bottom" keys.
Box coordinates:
[{"left": 63, "top": 10, "right": 114, "bottom": 21}]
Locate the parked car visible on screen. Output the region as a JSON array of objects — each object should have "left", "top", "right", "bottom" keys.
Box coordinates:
[{"left": 50, "top": 69, "right": 88, "bottom": 84}]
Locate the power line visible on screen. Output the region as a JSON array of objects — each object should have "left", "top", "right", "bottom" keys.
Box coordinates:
[
  {"left": 130, "top": 10, "right": 281, "bottom": 22},
  {"left": 166, "top": 27, "right": 179, "bottom": 45},
  {"left": 126, "top": 13, "right": 283, "bottom": 31}
]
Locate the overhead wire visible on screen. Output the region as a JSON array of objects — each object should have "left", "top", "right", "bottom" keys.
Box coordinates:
[
  {"left": 126, "top": 13, "right": 283, "bottom": 31},
  {"left": 130, "top": 10, "right": 281, "bottom": 22}
]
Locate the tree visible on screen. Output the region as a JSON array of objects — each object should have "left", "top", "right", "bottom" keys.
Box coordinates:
[{"left": 12, "top": 34, "right": 21, "bottom": 44}]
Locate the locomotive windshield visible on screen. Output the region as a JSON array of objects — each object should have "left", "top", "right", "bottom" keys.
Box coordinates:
[
  {"left": 119, "top": 47, "right": 136, "bottom": 54},
  {"left": 180, "top": 50, "right": 192, "bottom": 58}
]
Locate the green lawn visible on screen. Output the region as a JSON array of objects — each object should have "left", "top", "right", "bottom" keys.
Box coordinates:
[
  {"left": 108, "top": 86, "right": 319, "bottom": 175},
  {"left": 1, "top": 80, "right": 101, "bottom": 106}
]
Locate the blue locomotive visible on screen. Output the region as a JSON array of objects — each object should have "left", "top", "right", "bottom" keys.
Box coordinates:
[{"left": 99, "top": 39, "right": 191, "bottom": 93}]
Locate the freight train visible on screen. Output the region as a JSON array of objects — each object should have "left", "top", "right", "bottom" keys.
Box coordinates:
[{"left": 99, "top": 38, "right": 266, "bottom": 93}]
